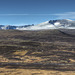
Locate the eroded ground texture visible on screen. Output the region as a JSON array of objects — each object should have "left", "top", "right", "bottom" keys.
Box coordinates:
[{"left": 0, "top": 29, "right": 75, "bottom": 75}]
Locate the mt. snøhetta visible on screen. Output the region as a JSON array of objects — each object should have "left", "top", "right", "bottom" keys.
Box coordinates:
[{"left": 0, "top": 19, "right": 75, "bottom": 30}]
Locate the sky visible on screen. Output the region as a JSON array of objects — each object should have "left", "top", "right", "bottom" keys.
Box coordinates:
[{"left": 0, "top": 0, "right": 75, "bottom": 25}]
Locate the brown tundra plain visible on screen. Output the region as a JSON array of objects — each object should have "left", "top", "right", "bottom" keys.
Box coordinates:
[{"left": 0, "top": 29, "right": 75, "bottom": 75}]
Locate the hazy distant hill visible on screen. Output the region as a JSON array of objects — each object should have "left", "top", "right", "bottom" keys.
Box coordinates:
[{"left": 0, "top": 24, "right": 34, "bottom": 30}]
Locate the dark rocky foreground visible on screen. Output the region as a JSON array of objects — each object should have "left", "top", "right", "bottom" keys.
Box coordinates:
[{"left": 0, "top": 29, "right": 75, "bottom": 75}]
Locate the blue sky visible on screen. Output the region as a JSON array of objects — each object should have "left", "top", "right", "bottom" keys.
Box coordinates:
[{"left": 0, "top": 0, "right": 75, "bottom": 25}]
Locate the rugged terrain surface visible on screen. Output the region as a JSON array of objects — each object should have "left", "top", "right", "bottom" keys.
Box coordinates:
[{"left": 0, "top": 29, "right": 75, "bottom": 75}]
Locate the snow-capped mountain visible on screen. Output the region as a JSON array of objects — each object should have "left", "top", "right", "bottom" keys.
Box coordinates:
[
  {"left": 17, "top": 21, "right": 56, "bottom": 30},
  {"left": 17, "top": 19, "right": 75, "bottom": 30},
  {"left": 0, "top": 19, "right": 75, "bottom": 30}
]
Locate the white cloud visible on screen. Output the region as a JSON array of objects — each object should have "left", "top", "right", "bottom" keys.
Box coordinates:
[
  {"left": 54, "top": 12, "right": 75, "bottom": 19},
  {"left": 0, "top": 14, "right": 29, "bottom": 16},
  {"left": 0, "top": 12, "right": 75, "bottom": 20},
  {"left": 0, "top": 14, "right": 52, "bottom": 16}
]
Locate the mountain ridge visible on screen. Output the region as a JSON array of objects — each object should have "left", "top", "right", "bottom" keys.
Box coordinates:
[{"left": 0, "top": 19, "right": 75, "bottom": 30}]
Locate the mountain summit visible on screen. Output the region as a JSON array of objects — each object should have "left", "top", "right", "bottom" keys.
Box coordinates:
[{"left": 18, "top": 19, "right": 75, "bottom": 30}]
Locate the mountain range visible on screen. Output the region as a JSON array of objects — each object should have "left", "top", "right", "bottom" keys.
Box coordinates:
[{"left": 0, "top": 19, "right": 75, "bottom": 30}]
